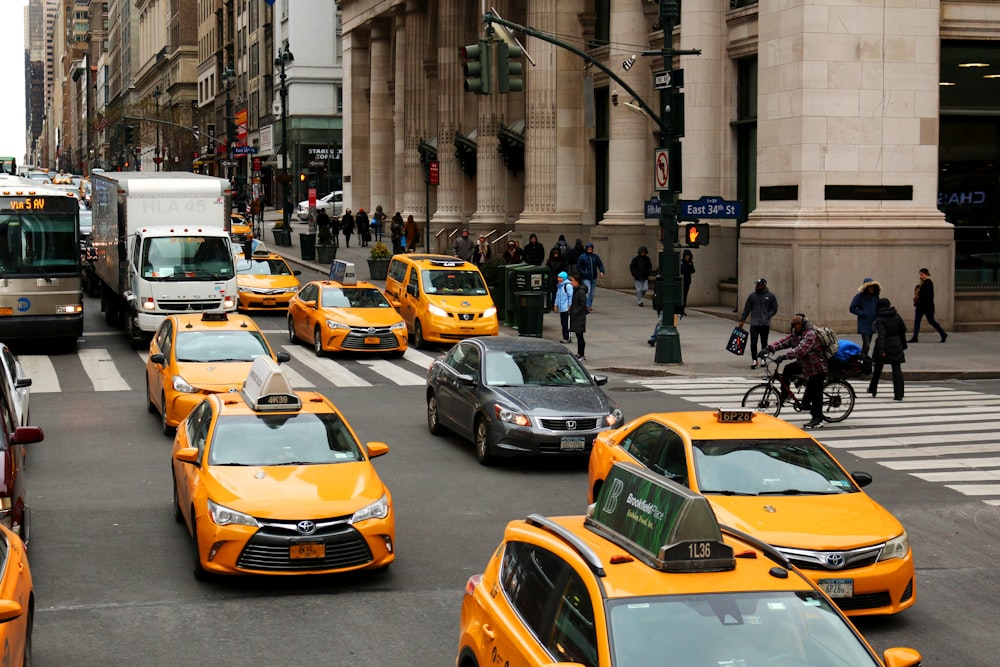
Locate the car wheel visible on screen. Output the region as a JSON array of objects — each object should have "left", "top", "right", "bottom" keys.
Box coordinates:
[
  {"left": 161, "top": 392, "right": 174, "bottom": 436},
  {"left": 22, "top": 602, "right": 32, "bottom": 667},
  {"left": 427, "top": 391, "right": 447, "bottom": 436},
  {"left": 146, "top": 376, "right": 157, "bottom": 414},
  {"left": 313, "top": 326, "right": 325, "bottom": 356},
  {"left": 190, "top": 513, "right": 208, "bottom": 581},
  {"left": 287, "top": 316, "right": 297, "bottom": 344},
  {"left": 172, "top": 472, "right": 184, "bottom": 524},
  {"left": 474, "top": 416, "right": 495, "bottom": 466},
  {"left": 413, "top": 320, "right": 426, "bottom": 349}
]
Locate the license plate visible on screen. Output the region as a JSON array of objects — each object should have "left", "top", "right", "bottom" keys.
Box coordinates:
[
  {"left": 364, "top": 336, "right": 380, "bottom": 345},
  {"left": 0, "top": 307, "right": 11, "bottom": 316},
  {"left": 290, "top": 543, "right": 325, "bottom": 559},
  {"left": 560, "top": 436, "right": 586, "bottom": 451},
  {"left": 460, "top": 327, "right": 474, "bottom": 333},
  {"left": 263, "top": 298, "right": 276, "bottom": 306},
  {"left": 819, "top": 578, "right": 854, "bottom": 598}
]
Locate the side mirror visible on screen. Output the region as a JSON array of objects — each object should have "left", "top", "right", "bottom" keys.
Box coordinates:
[
  {"left": 149, "top": 352, "right": 165, "bottom": 365},
  {"left": 407, "top": 283, "right": 418, "bottom": 297},
  {"left": 367, "top": 441, "right": 390, "bottom": 458},
  {"left": 456, "top": 373, "right": 477, "bottom": 387},
  {"left": 174, "top": 447, "right": 201, "bottom": 464},
  {"left": 851, "top": 471, "right": 873, "bottom": 488},
  {"left": 14, "top": 376, "right": 31, "bottom": 390},
  {"left": 10, "top": 426, "right": 44, "bottom": 445},
  {"left": 882, "top": 647, "right": 922, "bottom": 667},
  {"left": 0, "top": 600, "right": 23, "bottom": 624},
  {"left": 305, "top": 299, "right": 318, "bottom": 310},
  {"left": 293, "top": 270, "right": 302, "bottom": 276},
  {"left": 592, "top": 374, "right": 609, "bottom": 386},
  {"left": 276, "top": 351, "right": 291, "bottom": 364}
]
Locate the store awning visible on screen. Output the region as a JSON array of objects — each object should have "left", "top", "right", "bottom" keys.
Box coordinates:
[
  {"left": 498, "top": 120, "right": 525, "bottom": 175},
  {"left": 418, "top": 137, "right": 438, "bottom": 163},
  {"left": 454, "top": 129, "right": 477, "bottom": 178}
]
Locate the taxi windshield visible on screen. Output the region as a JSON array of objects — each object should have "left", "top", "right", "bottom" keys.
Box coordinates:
[
  {"left": 484, "top": 350, "right": 591, "bottom": 387},
  {"left": 208, "top": 412, "right": 364, "bottom": 466},
  {"left": 420, "top": 269, "right": 488, "bottom": 296},
  {"left": 692, "top": 438, "right": 856, "bottom": 496},
  {"left": 175, "top": 330, "right": 271, "bottom": 362},
  {"left": 321, "top": 286, "right": 391, "bottom": 308},
  {"left": 607, "top": 590, "right": 880, "bottom": 667},
  {"left": 236, "top": 257, "right": 292, "bottom": 276}
]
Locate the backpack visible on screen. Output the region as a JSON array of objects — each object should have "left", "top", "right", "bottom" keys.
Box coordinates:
[{"left": 815, "top": 326, "right": 839, "bottom": 359}]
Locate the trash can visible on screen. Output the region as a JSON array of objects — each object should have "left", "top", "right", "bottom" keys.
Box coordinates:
[
  {"left": 514, "top": 291, "right": 546, "bottom": 337},
  {"left": 299, "top": 233, "right": 316, "bottom": 261},
  {"left": 502, "top": 263, "right": 527, "bottom": 327}
]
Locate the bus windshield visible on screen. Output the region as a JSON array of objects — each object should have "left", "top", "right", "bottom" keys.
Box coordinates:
[{"left": 0, "top": 212, "right": 79, "bottom": 275}]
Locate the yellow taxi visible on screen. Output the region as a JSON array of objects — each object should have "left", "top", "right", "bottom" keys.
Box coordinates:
[
  {"left": 383, "top": 254, "right": 498, "bottom": 348},
  {"left": 457, "top": 462, "right": 921, "bottom": 667},
  {"left": 587, "top": 409, "right": 915, "bottom": 617},
  {"left": 235, "top": 249, "right": 302, "bottom": 311},
  {"left": 171, "top": 356, "right": 395, "bottom": 579},
  {"left": 0, "top": 523, "right": 33, "bottom": 666},
  {"left": 287, "top": 261, "right": 407, "bottom": 356},
  {"left": 146, "top": 312, "right": 291, "bottom": 436},
  {"left": 229, "top": 212, "right": 253, "bottom": 243}
]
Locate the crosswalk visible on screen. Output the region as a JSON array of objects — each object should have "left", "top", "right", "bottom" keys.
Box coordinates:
[{"left": 632, "top": 376, "right": 1000, "bottom": 506}]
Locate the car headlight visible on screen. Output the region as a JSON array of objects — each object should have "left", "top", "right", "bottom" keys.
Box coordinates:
[
  {"left": 605, "top": 408, "right": 624, "bottom": 427},
  {"left": 482, "top": 306, "right": 497, "bottom": 318},
  {"left": 325, "top": 319, "right": 350, "bottom": 330},
  {"left": 350, "top": 494, "right": 390, "bottom": 524},
  {"left": 238, "top": 286, "right": 254, "bottom": 293},
  {"left": 390, "top": 321, "right": 407, "bottom": 331},
  {"left": 878, "top": 532, "right": 909, "bottom": 561},
  {"left": 495, "top": 404, "right": 531, "bottom": 427},
  {"left": 207, "top": 498, "right": 260, "bottom": 527},
  {"left": 172, "top": 375, "right": 196, "bottom": 393},
  {"left": 286, "top": 286, "right": 300, "bottom": 294},
  {"left": 427, "top": 303, "right": 448, "bottom": 317}
]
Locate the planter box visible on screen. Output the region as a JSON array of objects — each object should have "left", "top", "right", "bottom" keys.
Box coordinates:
[
  {"left": 272, "top": 228, "right": 292, "bottom": 247},
  {"left": 316, "top": 244, "right": 337, "bottom": 265},
  {"left": 367, "top": 258, "right": 390, "bottom": 281}
]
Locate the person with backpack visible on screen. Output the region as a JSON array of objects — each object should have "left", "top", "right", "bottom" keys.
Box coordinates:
[
  {"left": 553, "top": 271, "right": 573, "bottom": 344},
  {"left": 763, "top": 313, "right": 828, "bottom": 429}
]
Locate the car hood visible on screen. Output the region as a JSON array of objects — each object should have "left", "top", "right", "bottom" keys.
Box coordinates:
[
  {"left": 237, "top": 274, "right": 300, "bottom": 290},
  {"left": 320, "top": 306, "right": 404, "bottom": 328},
  {"left": 707, "top": 493, "right": 904, "bottom": 550},
  {"left": 177, "top": 361, "right": 257, "bottom": 390},
  {"left": 206, "top": 461, "right": 386, "bottom": 519},
  {"left": 492, "top": 385, "right": 611, "bottom": 415},
  {"left": 426, "top": 294, "right": 495, "bottom": 311}
]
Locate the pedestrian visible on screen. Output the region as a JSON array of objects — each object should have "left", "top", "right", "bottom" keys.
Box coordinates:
[
  {"left": 356, "top": 208, "right": 371, "bottom": 247},
  {"left": 315, "top": 208, "right": 331, "bottom": 240},
  {"left": 372, "top": 205, "right": 387, "bottom": 242},
  {"left": 764, "top": 313, "right": 827, "bottom": 429},
  {"left": 522, "top": 233, "right": 545, "bottom": 266},
  {"left": 472, "top": 235, "right": 492, "bottom": 266},
  {"left": 341, "top": 208, "right": 355, "bottom": 247},
  {"left": 648, "top": 276, "right": 663, "bottom": 346},
  {"left": 390, "top": 212, "right": 404, "bottom": 255},
  {"left": 404, "top": 214, "right": 420, "bottom": 252},
  {"left": 503, "top": 240, "right": 523, "bottom": 264},
  {"left": 545, "top": 246, "right": 567, "bottom": 306},
  {"left": 569, "top": 273, "right": 588, "bottom": 361},
  {"left": 554, "top": 271, "right": 573, "bottom": 344},
  {"left": 329, "top": 213, "right": 341, "bottom": 247},
  {"left": 738, "top": 277, "right": 779, "bottom": 369},
  {"left": 869, "top": 297, "right": 907, "bottom": 401},
  {"left": 566, "top": 238, "right": 585, "bottom": 268},
  {"left": 555, "top": 234, "right": 570, "bottom": 260},
  {"left": 849, "top": 277, "right": 881, "bottom": 356},
  {"left": 680, "top": 249, "right": 695, "bottom": 318},
  {"left": 629, "top": 245, "right": 653, "bottom": 307},
  {"left": 453, "top": 229, "right": 475, "bottom": 261},
  {"left": 283, "top": 193, "right": 293, "bottom": 228},
  {"left": 576, "top": 242, "right": 605, "bottom": 311},
  {"left": 910, "top": 268, "right": 947, "bottom": 343}
]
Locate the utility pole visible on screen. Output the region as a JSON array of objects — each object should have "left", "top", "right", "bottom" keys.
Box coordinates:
[{"left": 153, "top": 86, "right": 162, "bottom": 171}]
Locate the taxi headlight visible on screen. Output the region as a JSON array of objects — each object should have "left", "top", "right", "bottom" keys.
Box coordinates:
[
  {"left": 349, "top": 494, "right": 389, "bottom": 524},
  {"left": 605, "top": 408, "right": 624, "bottom": 427},
  {"left": 482, "top": 306, "right": 497, "bottom": 318},
  {"left": 286, "top": 286, "right": 300, "bottom": 294},
  {"left": 172, "top": 375, "right": 197, "bottom": 393},
  {"left": 495, "top": 404, "right": 531, "bottom": 427},
  {"left": 207, "top": 498, "right": 260, "bottom": 527},
  {"left": 878, "top": 532, "right": 909, "bottom": 561},
  {"left": 325, "top": 319, "right": 350, "bottom": 330},
  {"left": 427, "top": 303, "right": 448, "bottom": 317},
  {"left": 390, "top": 321, "right": 407, "bottom": 331},
  {"left": 238, "top": 286, "right": 254, "bottom": 293}
]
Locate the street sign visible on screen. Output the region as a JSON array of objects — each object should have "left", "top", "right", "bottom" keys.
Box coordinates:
[
  {"left": 679, "top": 196, "right": 743, "bottom": 219},
  {"left": 644, "top": 198, "right": 662, "bottom": 219},
  {"left": 308, "top": 188, "right": 317, "bottom": 208},
  {"left": 222, "top": 160, "right": 238, "bottom": 167},
  {"left": 429, "top": 160, "right": 440, "bottom": 185},
  {"left": 654, "top": 149, "right": 670, "bottom": 192},
  {"left": 654, "top": 69, "right": 684, "bottom": 90},
  {"left": 252, "top": 157, "right": 261, "bottom": 171},
  {"left": 232, "top": 145, "right": 257, "bottom": 156}
]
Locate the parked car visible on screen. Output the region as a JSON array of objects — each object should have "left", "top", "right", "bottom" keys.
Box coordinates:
[
  {"left": 296, "top": 191, "right": 343, "bottom": 220},
  {"left": 0, "top": 343, "right": 30, "bottom": 427}
]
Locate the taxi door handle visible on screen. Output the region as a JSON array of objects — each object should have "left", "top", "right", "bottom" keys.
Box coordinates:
[{"left": 482, "top": 624, "right": 495, "bottom": 640}]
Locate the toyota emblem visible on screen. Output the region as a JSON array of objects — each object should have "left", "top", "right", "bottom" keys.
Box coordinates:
[
  {"left": 824, "top": 553, "right": 846, "bottom": 569},
  {"left": 296, "top": 520, "right": 317, "bottom": 535},
  {"left": 566, "top": 420, "right": 576, "bottom": 430},
  {"left": 366, "top": 327, "right": 376, "bottom": 334}
]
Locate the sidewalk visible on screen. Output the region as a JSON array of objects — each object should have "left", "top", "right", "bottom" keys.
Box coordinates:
[{"left": 261, "top": 209, "right": 998, "bottom": 380}]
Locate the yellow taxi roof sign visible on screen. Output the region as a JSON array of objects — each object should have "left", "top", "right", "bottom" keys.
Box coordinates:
[
  {"left": 240, "top": 355, "right": 302, "bottom": 411},
  {"left": 328, "top": 260, "right": 357, "bottom": 285}
]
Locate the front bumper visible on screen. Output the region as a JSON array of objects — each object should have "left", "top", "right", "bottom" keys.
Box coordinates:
[
  {"left": 490, "top": 417, "right": 614, "bottom": 458},
  {"left": 421, "top": 315, "right": 499, "bottom": 344},
  {"left": 323, "top": 327, "right": 407, "bottom": 353},
  {"left": 237, "top": 291, "right": 296, "bottom": 311},
  {"left": 788, "top": 549, "right": 916, "bottom": 616}
]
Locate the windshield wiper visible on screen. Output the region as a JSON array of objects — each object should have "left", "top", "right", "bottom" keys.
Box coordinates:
[
  {"left": 757, "top": 489, "right": 840, "bottom": 496},
  {"left": 699, "top": 489, "right": 756, "bottom": 496}
]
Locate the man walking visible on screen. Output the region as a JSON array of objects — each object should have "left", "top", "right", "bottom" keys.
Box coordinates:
[
  {"left": 575, "top": 242, "right": 605, "bottom": 312},
  {"left": 629, "top": 246, "right": 653, "bottom": 307},
  {"left": 453, "top": 229, "right": 474, "bottom": 262},
  {"left": 738, "top": 278, "right": 779, "bottom": 369},
  {"left": 910, "top": 268, "right": 947, "bottom": 343}
]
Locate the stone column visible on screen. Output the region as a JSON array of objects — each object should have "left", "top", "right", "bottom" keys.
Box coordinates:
[
  {"left": 469, "top": 0, "right": 508, "bottom": 229},
  {"left": 402, "top": 0, "right": 432, "bottom": 242},
  {"left": 430, "top": 0, "right": 464, "bottom": 229},
  {"left": 743, "top": 0, "right": 951, "bottom": 330},
  {"left": 392, "top": 7, "right": 406, "bottom": 216},
  {"left": 369, "top": 19, "right": 392, "bottom": 217},
  {"left": 342, "top": 26, "right": 371, "bottom": 214},
  {"left": 519, "top": 0, "right": 558, "bottom": 225}
]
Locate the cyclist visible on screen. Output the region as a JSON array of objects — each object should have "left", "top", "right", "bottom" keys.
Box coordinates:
[{"left": 762, "top": 313, "right": 828, "bottom": 430}]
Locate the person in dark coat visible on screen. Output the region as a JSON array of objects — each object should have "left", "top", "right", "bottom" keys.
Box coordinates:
[
  {"left": 545, "top": 247, "right": 567, "bottom": 307},
  {"left": 315, "top": 209, "right": 331, "bottom": 242},
  {"left": 404, "top": 215, "right": 420, "bottom": 252},
  {"left": 390, "top": 212, "right": 404, "bottom": 254},
  {"left": 849, "top": 277, "right": 881, "bottom": 356},
  {"left": 738, "top": 277, "right": 779, "bottom": 369},
  {"left": 680, "top": 249, "right": 695, "bottom": 317},
  {"left": 555, "top": 234, "right": 570, "bottom": 259},
  {"left": 566, "top": 238, "right": 585, "bottom": 269},
  {"left": 568, "top": 274, "right": 589, "bottom": 361},
  {"left": 503, "top": 240, "right": 523, "bottom": 264},
  {"left": 522, "top": 233, "right": 545, "bottom": 266},
  {"left": 356, "top": 208, "right": 371, "bottom": 247},
  {"left": 869, "top": 297, "right": 907, "bottom": 401},
  {"left": 341, "top": 209, "right": 355, "bottom": 247},
  {"left": 629, "top": 246, "right": 653, "bottom": 307},
  {"left": 329, "top": 214, "right": 341, "bottom": 247},
  {"left": 910, "top": 268, "right": 947, "bottom": 343}
]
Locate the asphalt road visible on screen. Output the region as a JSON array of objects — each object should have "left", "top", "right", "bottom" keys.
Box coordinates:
[{"left": 18, "top": 303, "right": 1000, "bottom": 666}]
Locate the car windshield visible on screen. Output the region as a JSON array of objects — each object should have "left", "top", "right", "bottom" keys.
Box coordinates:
[
  {"left": 484, "top": 350, "right": 592, "bottom": 386},
  {"left": 208, "top": 412, "right": 364, "bottom": 466},
  {"left": 174, "top": 330, "right": 271, "bottom": 362},
  {"left": 691, "top": 438, "right": 856, "bottom": 496},
  {"left": 141, "top": 236, "right": 234, "bottom": 280},
  {"left": 320, "top": 286, "right": 391, "bottom": 308},
  {"left": 236, "top": 258, "right": 292, "bottom": 276},
  {"left": 420, "top": 269, "right": 488, "bottom": 296},
  {"left": 607, "top": 590, "right": 880, "bottom": 667}
]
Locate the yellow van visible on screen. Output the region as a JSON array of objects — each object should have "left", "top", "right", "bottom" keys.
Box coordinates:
[{"left": 384, "top": 254, "right": 499, "bottom": 348}]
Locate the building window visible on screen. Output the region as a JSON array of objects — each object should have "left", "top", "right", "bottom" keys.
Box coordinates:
[{"left": 734, "top": 57, "right": 757, "bottom": 223}]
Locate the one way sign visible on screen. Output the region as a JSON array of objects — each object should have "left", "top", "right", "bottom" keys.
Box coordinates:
[{"left": 653, "top": 69, "right": 684, "bottom": 90}]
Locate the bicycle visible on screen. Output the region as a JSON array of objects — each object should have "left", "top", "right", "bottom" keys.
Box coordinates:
[{"left": 741, "top": 355, "right": 856, "bottom": 423}]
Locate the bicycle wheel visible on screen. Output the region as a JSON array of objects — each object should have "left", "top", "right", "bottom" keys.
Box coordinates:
[
  {"left": 742, "top": 383, "right": 783, "bottom": 418},
  {"left": 821, "top": 379, "right": 856, "bottom": 423}
]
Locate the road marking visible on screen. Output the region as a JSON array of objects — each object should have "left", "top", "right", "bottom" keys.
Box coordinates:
[
  {"left": 280, "top": 346, "right": 371, "bottom": 387},
  {"left": 357, "top": 359, "right": 425, "bottom": 385},
  {"left": 18, "top": 355, "right": 60, "bottom": 393},
  {"left": 78, "top": 348, "right": 131, "bottom": 391}
]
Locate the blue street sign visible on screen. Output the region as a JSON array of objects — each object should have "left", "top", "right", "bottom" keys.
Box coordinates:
[
  {"left": 644, "top": 198, "right": 662, "bottom": 219},
  {"left": 678, "top": 196, "right": 742, "bottom": 219},
  {"left": 232, "top": 145, "right": 258, "bottom": 156}
]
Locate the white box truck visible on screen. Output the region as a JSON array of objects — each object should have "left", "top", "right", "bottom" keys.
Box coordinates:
[{"left": 90, "top": 172, "right": 237, "bottom": 346}]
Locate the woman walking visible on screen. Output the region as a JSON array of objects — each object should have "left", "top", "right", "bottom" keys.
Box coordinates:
[
  {"left": 341, "top": 209, "right": 355, "bottom": 247},
  {"left": 569, "top": 274, "right": 589, "bottom": 362},
  {"left": 869, "top": 298, "right": 908, "bottom": 401}
]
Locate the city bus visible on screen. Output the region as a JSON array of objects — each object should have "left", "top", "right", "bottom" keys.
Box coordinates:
[
  {"left": 0, "top": 175, "right": 83, "bottom": 349},
  {"left": 0, "top": 157, "right": 15, "bottom": 175}
]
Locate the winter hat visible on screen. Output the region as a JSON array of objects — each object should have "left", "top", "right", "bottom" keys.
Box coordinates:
[
  {"left": 755, "top": 278, "right": 767, "bottom": 286},
  {"left": 877, "top": 298, "right": 891, "bottom": 308},
  {"left": 585, "top": 242, "right": 594, "bottom": 249},
  {"left": 558, "top": 271, "right": 568, "bottom": 280},
  {"left": 857, "top": 277, "right": 882, "bottom": 293},
  {"left": 638, "top": 246, "right": 648, "bottom": 254}
]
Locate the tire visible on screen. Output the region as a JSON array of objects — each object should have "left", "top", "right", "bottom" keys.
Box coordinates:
[
  {"left": 287, "top": 316, "right": 297, "bottom": 344},
  {"left": 172, "top": 473, "right": 184, "bottom": 524},
  {"left": 474, "top": 416, "right": 495, "bottom": 466},
  {"left": 427, "top": 391, "right": 447, "bottom": 436},
  {"left": 742, "top": 383, "right": 783, "bottom": 418},
  {"left": 190, "top": 513, "right": 208, "bottom": 581},
  {"left": 413, "top": 320, "right": 426, "bottom": 349},
  {"left": 161, "top": 392, "right": 174, "bottom": 436},
  {"left": 146, "top": 376, "right": 157, "bottom": 414},
  {"left": 313, "top": 326, "right": 325, "bottom": 356},
  {"left": 22, "top": 601, "right": 32, "bottom": 667},
  {"left": 821, "top": 379, "right": 856, "bottom": 423}
]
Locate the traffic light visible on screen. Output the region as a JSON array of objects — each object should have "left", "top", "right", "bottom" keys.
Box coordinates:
[
  {"left": 124, "top": 124, "right": 135, "bottom": 145},
  {"left": 227, "top": 119, "right": 238, "bottom": 146},
  {"left": 497, "top": 42, "right": 524, "bottom": 93},
  {"left": 460, "top": 39, "right": 491, "bottom": 94},
  {"left": 684, "top": 222, "right": 710, "bottom": 247}
]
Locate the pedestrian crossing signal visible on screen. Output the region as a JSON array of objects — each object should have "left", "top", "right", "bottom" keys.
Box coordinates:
[{"left": 684, "top": 223, "right": 709, "bottom": 247}]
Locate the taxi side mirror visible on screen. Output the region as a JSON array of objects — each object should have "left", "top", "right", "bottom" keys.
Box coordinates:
[
  {"left": 389, "top": 299, "right": 401, "bottom": 310},
  {"left": 150, "top": 353, "right": 165, "bottom": 365},
  {"left": 882, "top": 647, "right": 922, "bottom": 667},
  {"left": 366, "top": 441, "right": 390, "bottom": 459},
  {"left": 455, "top": 373, "right": 476, "bottom": 387},
  {"left": 10, "top": 426, "right": 44, "bottom": 445},
  {"left": 304, "top": 300, "right": 318, "bottom": 309},
  {"left": 592, "top": 374, "right": 608, "bottom": 386},
  {"left": 174, "top": 447, "right": 201, "bottom": 464},
  {"left": 275, "top": 351, "right": 291, "bottom": 363},
  {"left": 406, "top": 283, "right": 418, "bottom": 297},
  {"left": 0, "top": 600, "right": 23, "bottom": 624},
  {"left": 293, "top": 270, "right": 302, "bottom": 276},
  {"left": 851, "top": 471, "right": 872, "bottom": 488}
]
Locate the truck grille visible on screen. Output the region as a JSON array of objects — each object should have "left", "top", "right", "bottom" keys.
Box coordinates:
[{"left": 159, "top": 299, "right": 225, "bottom": 312}]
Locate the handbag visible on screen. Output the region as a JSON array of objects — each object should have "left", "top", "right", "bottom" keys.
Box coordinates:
[{"left": 726, "top": 326, "right": 748, "bottom": 356}]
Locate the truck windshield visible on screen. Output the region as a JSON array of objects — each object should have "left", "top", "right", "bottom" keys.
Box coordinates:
[
  {"left": 141, "top": 236, "right": 234, "bottom": 280},
  {"left": 0, "top": 212, "right": 79, "bottom": 275}
]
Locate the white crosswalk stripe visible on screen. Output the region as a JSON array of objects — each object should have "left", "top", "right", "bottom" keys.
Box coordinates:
[
  {"left": 628, "top": 375, "right": 1000, "bottom": 505},
  {"left": 78, "top": 348, "right": 131, "bottom": 391},
  {"left": 17, "top": 355, "right": 60, "bottom": 393}
]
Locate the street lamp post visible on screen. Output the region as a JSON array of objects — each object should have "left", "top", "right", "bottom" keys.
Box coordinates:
[
  {"left": 153, "top": 86, "right": 162, "bottom": 172},
  {"left": 275, "top": 44, "right": 294, "bottom": 223},
  {"left": 222, "top": 68, "right": 235, "bottom": 184}
]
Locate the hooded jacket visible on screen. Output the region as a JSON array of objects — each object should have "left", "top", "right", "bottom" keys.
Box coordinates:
[
  {"left": 629, "top": 247, "right": 653, "bottom": 280},
  {"left": 849, "top": 278, "right": 881, "bottom": 335},
  {"left": 873, "top": 299, "right": 907, "bottom": 364},
  {"left": 740, "top": 285, "right": 778, "bottom": 326}
]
